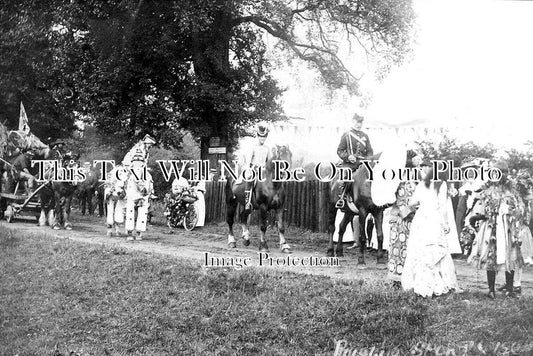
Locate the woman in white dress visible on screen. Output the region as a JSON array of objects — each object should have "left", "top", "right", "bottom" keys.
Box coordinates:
[{"left": 402, "top": 167, "right": 460, "bottom": 297}]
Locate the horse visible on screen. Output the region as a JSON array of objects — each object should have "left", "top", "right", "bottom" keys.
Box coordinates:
[
  {"left": 225, "top": 144, "right": 292, "bottom": 252},
  {"left": 326, "top": 154, "right": 387, "bottom": 265},
  {"left": 77, "top": 165, "right": 104, "bottom": 216},
  {"left": 36, "top": 155, "right": 81, "bottom": 229}
]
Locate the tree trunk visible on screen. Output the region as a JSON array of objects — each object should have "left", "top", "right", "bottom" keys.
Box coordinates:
[{"left": 192, "top": 0, "right": 234, "bottom": 161}]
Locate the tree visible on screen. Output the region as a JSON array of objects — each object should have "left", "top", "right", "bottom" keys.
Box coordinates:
[
  {"left": 0, "top": 1, "right": 79, "bottom": 139},
  {"left": 1, "top": 0, "right": 415, "bottom": 157}
]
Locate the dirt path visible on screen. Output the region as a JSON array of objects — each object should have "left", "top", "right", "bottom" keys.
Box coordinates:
[{"left": 2, "top": 214, "right": 532, "bottom": 295}]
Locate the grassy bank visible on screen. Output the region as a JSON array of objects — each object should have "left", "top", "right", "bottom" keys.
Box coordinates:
[{"left": 1, "top": 229, "right": 532, "bottom": 355}]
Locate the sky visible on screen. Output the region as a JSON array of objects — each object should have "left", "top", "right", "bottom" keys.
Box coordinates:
[{"left": 270, "top": 0, "right": 533, "bottom": 152}]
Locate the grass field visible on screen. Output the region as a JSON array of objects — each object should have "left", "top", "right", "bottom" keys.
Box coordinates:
[{"left": 1, "top": 229, "right": 533, "bottom": 356}]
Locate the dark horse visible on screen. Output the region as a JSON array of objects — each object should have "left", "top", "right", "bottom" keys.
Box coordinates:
[
  {"left": 326, "top": 154, "right": 387, "bottom": 265},
  {"left": 225, "top": 145, "right": 292, "bottom": 252},
  {"left": 38, "top": 156, "right": 80, "bottom": 229}
]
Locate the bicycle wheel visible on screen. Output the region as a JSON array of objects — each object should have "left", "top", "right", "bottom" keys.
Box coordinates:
[{"left": 182, "top": 204, "right": 198, "bottom": 231}]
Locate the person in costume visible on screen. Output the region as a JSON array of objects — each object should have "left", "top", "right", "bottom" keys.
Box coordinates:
[
  {"left": 387, "top": 150, "right": 423, "bottom": 286},
  {"left": 10, "top": 149, "right": 36, "bottom": 194},
  {"left": 335, "top": 112, "right": 373, "bottom": 209},
  {"left": 124, "top": 151, "right": 153, "bottom": 241},
  {"left": 401, "top": 165, "right": 461, "bottom": 297},
  {"left": 122, "top": 134, "right": 156, "bottom": 166},
  {"left": 467, "top": 161, "right": 525, "bottom": 299}
]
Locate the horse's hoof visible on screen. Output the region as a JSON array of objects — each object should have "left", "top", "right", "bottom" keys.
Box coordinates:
[
  {"left": 259, "top": 242, "right": 269, "bottom": 252},
  {"left": 335, "top": 247, "right": 344, "bottom": 257},
  {"left": 65, "top": 226, "right": 72, "bottom": 231},
  {"left": 326, "top": 248, "right": 334, "bottom": 257},
  {"left": 228, "top": 242, "right": 236, "bottom": 248},
  {"left": 106, "top": 231, "right": 114, "bottom": 237},
  {"left": 53, "top": 226, "right": 60, "bottom": 230},
  {"left": 280, "top": 243, "right": 291, "bottom": 253},
  {"left": 242, "top": 238, "right": 250, "bottom": 247},
  {"left": 357, "top": 257, "right": 366, "bottom": 265}
]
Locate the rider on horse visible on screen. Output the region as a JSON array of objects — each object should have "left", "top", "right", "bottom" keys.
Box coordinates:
[
  {"left": 336, "top": 112, "right": 374, "bottom": 209},
  {"left": 238, "top": 124, "right": 270, "bottom": 212}
]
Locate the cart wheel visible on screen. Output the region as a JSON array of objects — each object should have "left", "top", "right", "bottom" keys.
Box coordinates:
[
  {"left": 5, "top": 205, "right": 14, "bottom": 223},
  {"left": 183, "top": 204, "right": 198, "bottom": 231}
]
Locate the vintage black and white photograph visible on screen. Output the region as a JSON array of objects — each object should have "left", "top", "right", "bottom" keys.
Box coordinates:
[{"left": 1, "top": 0, "right": 533, "bottom": 355}]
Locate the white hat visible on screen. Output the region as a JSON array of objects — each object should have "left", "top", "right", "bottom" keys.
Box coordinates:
[{"left": 143, "top": 134, "right": 156, "bottom": 145}]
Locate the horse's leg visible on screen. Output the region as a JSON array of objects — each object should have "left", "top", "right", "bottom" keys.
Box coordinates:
[
  {"left": 357, "top": 207, "right": 368, "bottom": 265},
  {"left": 276, "top": 208, "right": 290, "bottom": 253},
  {"left": 87, "top": 189, "right": 94, "bottom": 216},
  {"left": 39, "top": 209, "right": 47, "bottom": 226},
  {"left": 258, "top": 205, "right": 269, "bottom": 252},
  {"left": 374, "top": 209, "right": 385, "bottom": 264},
  {"left": 240, "top": 208, "right": 251, "bottom": 246},
  {"left": 80, "top": 191, "right": 86, "bottom": 215},
  {"left": 326, "top": 202, "right": 337, "bottom": 257},
  {"left": 53, "top": 192, "right": 61, "bottom": 230},
  {"left": 226, "top": 198, "right": 237, "bottom": 248},
  {"left": 336, "top": 211, "right": 354, "bottom": 257},
  {"left": 64, "top": 196, "right": 73, "bottom": 230}
]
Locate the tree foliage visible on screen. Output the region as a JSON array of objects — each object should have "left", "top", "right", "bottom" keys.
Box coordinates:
[
  {"left": 416, "top": 135, "right": 497, "bottom": 166},
  {"left": 0, "top": 0, "right": 416, "bottom": 154}
]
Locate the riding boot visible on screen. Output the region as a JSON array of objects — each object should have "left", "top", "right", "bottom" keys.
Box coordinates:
[
  {"left": 487, "top": 270, "right": 496, "bottom": 299},
  {"left": 335, "top": 183, "right": 346, "bottom": 209},
  {"left": 505, "top": 271, "right": 516, "bottom": 298}
]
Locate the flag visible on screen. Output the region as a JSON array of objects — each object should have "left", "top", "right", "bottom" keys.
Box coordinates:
[{"left": 19, "top": 102, "right": 30, "bottom": 134}]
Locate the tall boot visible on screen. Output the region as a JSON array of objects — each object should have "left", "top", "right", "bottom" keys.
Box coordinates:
[
  {"left": 505, "top": 271, "right": 516, "bottom": 298},
  {"left": 335, "top": 182, "right": 346, "bottom": 209},
  {"left": 487, "top": 270, "right": 496, "bottom": 299}
]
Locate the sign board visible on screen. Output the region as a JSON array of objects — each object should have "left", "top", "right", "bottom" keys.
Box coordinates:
[{"left": 208, "top": 147, "right": 226, "bottom": 154}]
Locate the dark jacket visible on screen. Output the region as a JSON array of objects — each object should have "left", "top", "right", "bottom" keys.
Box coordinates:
[{"left": 337, "top": 129, "right": 373, "bottom": 163}]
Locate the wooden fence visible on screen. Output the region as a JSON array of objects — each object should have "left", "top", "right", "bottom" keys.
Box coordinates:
[{"left": 204, "top": 181, "right": 334, "bottom": 232}]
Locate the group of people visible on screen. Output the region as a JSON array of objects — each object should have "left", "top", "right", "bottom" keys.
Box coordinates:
[{"left": 337, "top": 111, "right": 533, "bottom": 299}]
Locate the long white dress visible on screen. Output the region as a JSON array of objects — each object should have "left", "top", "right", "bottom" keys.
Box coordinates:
[{"left": 402, "top": 182, "right": 459, "bottom": 297}]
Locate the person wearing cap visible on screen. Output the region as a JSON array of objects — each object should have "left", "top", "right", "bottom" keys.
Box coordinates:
[
  {"left": 122, "top": 134, "right": 156, "bottom": 166},
  {"left": 467, "top": 159, "right": 525, "bottom": 299},
  {"left": 239, "top": 124, "right": 270, "bottom": 211},
  {"left": 50, "top": 139, "right": 66, "bottom": 161},
  {"left": 335, "top": 112, "right": 374, "bottom": 209}
]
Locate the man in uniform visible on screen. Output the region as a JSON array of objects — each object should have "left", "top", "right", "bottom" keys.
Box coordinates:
[
  {"left": 122, "top": 134, "right": 156, "bottom": 166},
  {"left": 239, "top": 124, "right": 270, "bottom": 212},
  {"left": 336, "top": 112, "right": 373, "bottom": 208},
  {"left": 50, "top": 139, "right": 66, "bottom": 161}
]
